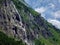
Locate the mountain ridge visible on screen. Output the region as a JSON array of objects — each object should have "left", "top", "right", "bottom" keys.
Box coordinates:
[{"left": 0, "top": 0, "right": 60, "bottom": 45}]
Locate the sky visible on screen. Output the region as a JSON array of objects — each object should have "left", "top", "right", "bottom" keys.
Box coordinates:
[{"left": 25, "top": 0, "right": 60, "bottom": 29}]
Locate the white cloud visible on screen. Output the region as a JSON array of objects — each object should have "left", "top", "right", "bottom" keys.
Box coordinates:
[
  {"left": 52, "top": 11, "right": 60, "bottom": 19},
  {"left": 41, "top": 14, "right": 46, "bottom": 18},
  {"left": 48, "top": 19, "right": 60, "bottom": 29},
  {"left": 48, "top": 3, "right": 55, "bottom": 8},
  {"left": 35, "top": 7, "right": 47, "bottom": 13}
]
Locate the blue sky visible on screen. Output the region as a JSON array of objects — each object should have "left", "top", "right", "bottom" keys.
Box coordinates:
[{"left": 25, "top": 0, "right": 60, "bottom": 29}]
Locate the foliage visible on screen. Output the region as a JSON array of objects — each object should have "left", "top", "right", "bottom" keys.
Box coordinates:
[
  {"left": 0, "top": 31, "right": 26, "bottom": 45},
  {"left": 28, "top": 8, "right": 40, "bottom": 17},
  {"left": 12, "top": 0, "right": 60, "bottom": 45},
  {"left": 0, "top": 0, "right": 60, "bottom": 45}
]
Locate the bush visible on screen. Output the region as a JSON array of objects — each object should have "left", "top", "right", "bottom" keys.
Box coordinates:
[{"left": 0, "top": 31, "right": 26, "bottom": 45}]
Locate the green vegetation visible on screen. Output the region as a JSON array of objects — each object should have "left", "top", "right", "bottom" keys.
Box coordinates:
[
  {"left": 12, "top": 0, "right": 39, "bottom": 17},
  {"left": 0, "top": 0, "right": 3, "bottom": 3},
  {"left": 28, "top": 8, "right": 40, "bottom": 17},
  {"left": 48, "top": 27, "right": 60, "bottom": 45},
  {"left": 34, "top": 39, "right": 45, "bottom": 45},
  {"left": 12, "top": 0, "right": 29, "bottom": 22},
  {"left": 12, "top": 0, "right": 60, "bottom": 45},
  {"left": 0, "top": 0, "right": 60, "bottom": 45},
  {"left": 0, "top": 31, "right": 26, "bottom": 45},
  {"left": 0, "top": 0, "right": 3, "bottom": 7}
]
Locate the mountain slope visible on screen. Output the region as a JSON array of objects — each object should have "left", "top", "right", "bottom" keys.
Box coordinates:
[
  {"left": 0, "top": 0, "right": 60, "bottom": 45},
  {"left": 0, "top": 31, "right": 26, "bottom": 45}
]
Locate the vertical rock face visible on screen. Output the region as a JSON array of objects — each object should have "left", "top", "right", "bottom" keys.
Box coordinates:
[
  {"left": 0, "top": 0, "right": 34, "bottom": 45},
  {"left": 0, "top": 0, "right": 26, "bottom": 40},
  {"left": 0, "top": 0, "right": 60, "bottom": 45}
]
